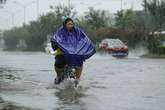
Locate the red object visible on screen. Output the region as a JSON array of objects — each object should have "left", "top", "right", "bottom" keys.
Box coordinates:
[{"left": 99, "top": 39, "right": 128, "bottom": 56}]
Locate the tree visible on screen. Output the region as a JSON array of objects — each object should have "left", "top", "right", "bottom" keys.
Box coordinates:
[
  {"left": 39, "top": 13, "right": 59, "bottom": 36},
  {"left": 3, "top": 27, "right": 21, "bottom": 50},
  {"left": 24, "top": 21, "right": 44, "bottom": 50},
  {"left": 2, "top": 4, "right": 78, "bottom": 51},
  {"left": 115, "top": 9, "right": 137, "bottom": 29},
  {"left": 84, "top": 7, "right": 111, "bottom": 30},
  {"left": 50, "top": 4, "right": 77, "bottom": 23},
  {"left": 114, "top": 9, "right": 147, "bottom": 46},
  {"left": 143, "top": 0, "right": 165, "bottom": 32}
]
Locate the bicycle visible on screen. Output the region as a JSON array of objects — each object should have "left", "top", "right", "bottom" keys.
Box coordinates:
[
  {"left": 47, "top": 50, "right": 79, "bottom": 87},
  {"left": 54, "top": 66, "right": 79, "bottom": 87}
]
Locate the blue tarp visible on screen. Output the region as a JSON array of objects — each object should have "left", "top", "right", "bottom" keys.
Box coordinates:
[{"left": 51, "top": 26, "right": 96, "bottom": 67}]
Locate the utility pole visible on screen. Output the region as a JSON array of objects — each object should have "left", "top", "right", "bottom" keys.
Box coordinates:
[
  {"left": 1, "top": 10, "right": 20, "bottom": 27},
  {"left": 37, "top": 0, "right": 39, "bottom": 18},
  {"left": 121, "top": 0, "right": 123, "bottom": 10},
  {"left": 68, "top": 0, "right": 71, "bottom": 10},
  {"left": 13, "top": 1, "right": 35, "bottom": 24},
  {"left": 144, "top": 0, "right": 147, "bottom": 12}
]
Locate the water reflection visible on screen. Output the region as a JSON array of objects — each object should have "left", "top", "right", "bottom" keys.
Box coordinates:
[
  {"left": 1, "top": 52, "right": 165, "bottom": 110},
  {"left": 0, "top": 67, "right": 21, "bottom": 80},
  {"left": 0, "top": 97, "right": 40, "bottom": 110},
  {"left": 55, "top": 85, "right": 87, "bottom": 110},
  {"left": 0, "top": 67, "right": 23, "bottom": 92}
]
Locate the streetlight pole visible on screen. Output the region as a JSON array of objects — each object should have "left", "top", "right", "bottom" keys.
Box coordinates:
[
  {"left": 121, "top": 0, "right": 123, "bottom": 10},
  {"left": 144, "top": 0, "right": 147, "bottom": 12},
  {"left": 0, "top": 17, "right": 8, "bottom": 28},
  {"left": 68, "top": 0, "right": 71, "bottom": 9},
  {"left": 37, "top": 0, "right": 39, "bottom": 18},
  {"left": 23, "top": 6, "right": 25, "bottom": 25},
  {"left": 0, "top": 10, "right": 20, "bottom": 27},
  {"left": 13, "top": 1, "right": 35, "bottom": 24},
  {"left": 131, "top": 0, "right": 134, "bottom": 10}
]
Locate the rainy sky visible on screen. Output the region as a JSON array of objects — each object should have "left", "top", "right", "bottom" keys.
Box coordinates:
[{"left": 0, "top": 0, "right": 143, "bottom": 30}]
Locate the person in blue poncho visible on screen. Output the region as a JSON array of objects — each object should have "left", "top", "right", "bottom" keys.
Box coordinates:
[{"left": 51, "top": 18, "right": 96, "bottom": 84}]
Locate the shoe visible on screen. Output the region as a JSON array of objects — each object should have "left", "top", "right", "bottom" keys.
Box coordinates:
[{"left": 54, "top": 77, "right": 62, "bottom": 84}]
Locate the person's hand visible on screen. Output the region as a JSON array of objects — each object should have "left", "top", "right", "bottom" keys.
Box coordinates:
[{"left": 49, "top": 50, "right": 57, "bottom": 56}]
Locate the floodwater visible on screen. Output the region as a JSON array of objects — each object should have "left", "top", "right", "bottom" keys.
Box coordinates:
[{"left": 0, "top": 51, "right": 165, "bottom": 110}]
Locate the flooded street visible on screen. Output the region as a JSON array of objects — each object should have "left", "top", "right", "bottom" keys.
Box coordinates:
[{"left": 0, "top": 51, "right": 165, "bottom": 110}]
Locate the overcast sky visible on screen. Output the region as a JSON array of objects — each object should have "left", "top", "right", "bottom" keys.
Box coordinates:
[{"left": 0, "top": 0, "right": 143, "bottom": 30}]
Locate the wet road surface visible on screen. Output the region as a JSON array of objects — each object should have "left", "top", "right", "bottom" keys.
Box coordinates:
[{"left": 0, "top": 51, "right": 165, "bottom": 110}]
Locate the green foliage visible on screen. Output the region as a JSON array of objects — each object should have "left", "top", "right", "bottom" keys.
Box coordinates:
[
  {"left": 2, "top": 3, "right": 165, "bottom": 54},
  {"left": 50, "top": 4, "right": 77, "bottom": 22},
  {"left": 115, "top": 9, "right": 136, "bottom": 29},
  {"left": 84, "top": 7, "right": 111, "bottom": 30},
  {"left": 3, "top": 27, "right": 25, "bottom": 50},
  {"left": 3, "top": 4, "right": 76, "bottom": 51},
  {"left": 113, "top": 9, "right": 148, "bottom": 47},
  {"left": 142, "top": 0, "right": 165, "bottom": 53},
  {"left": 158, "top": 45, "right": 165, "bottom": 54},
  {"left": 143, "top": 0, "right": 165, "bottom": 31}
]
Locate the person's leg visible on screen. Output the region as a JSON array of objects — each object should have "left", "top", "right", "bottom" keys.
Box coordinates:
[
  {"left": 54, "top": 55, "right": 66, "bottom": 84},
  {"left": 74, "top": 65, "right": 83, "bottom": 87},
  {"left": 75, "top": 65, "right": 83, "bottom": 80},
  {"left": 54, "top": 65, "right": 63, "bottom": 77}
]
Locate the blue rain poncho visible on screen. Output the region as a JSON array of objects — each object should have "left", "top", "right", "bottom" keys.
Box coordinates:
[{"left": 51, "top": 26, "right": 96, "bottom": 67}]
